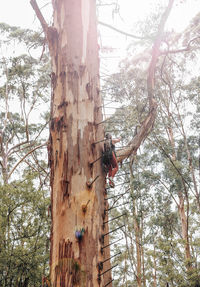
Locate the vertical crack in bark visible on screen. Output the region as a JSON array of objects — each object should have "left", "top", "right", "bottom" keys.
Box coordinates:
[{"left": 32, "top": 0, "right": 110, "bottom": 286}]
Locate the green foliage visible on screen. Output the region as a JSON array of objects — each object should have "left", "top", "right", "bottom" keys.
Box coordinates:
[
  {"left": 0, "top": 22, "right": 50, "bottom": 183},
  {"left": 0, "top": 22, "right": 44, "bottom": 48},
  {"left": 0, "top": 23, "right": 50, "bottom": 286},
  {"left": 0, "top": 175, "right": 50, "bottom": 287},
  {"left": 102, "top": 4, "right": 200, "bottom": 285}
]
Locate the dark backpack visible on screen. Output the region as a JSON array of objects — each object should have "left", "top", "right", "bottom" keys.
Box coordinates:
[{"left": 102, "top": 138, "right": 113, "bottom": 169}]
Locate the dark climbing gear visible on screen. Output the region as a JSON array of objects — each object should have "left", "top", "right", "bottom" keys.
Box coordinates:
[{"left": 102, "top": 134, "right": 113, "bottom": 172}]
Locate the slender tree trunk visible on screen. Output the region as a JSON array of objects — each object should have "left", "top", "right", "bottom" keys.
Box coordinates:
[
  {"left": 31, "top": 0, "right": 112, "bottom": 286},
  {"left": 130, "top": 165, "right": 142, "bottom": 287},
  {"left": 165, "top": 113, "right": 192, "bottom": 271},
  {"left": 176, "top": 103, "right": 200, "bottom": 210},
  {"left": 1, "top": 61, "right": 9, "bottom": 184},
  {"left": 141, "top": 222, "right": 146, "bottom": 287},
  {"left": 2, "top": 155, "right": 8, "bottom": 184},
  {"left": 178, "top": 193, "right": 191, "bottom": 268},
  {"left": 133, "top": 203, "right": 142, "bottom": 287},
  {"left": 153, "top": 245, "right": 157, "bottom": 287}
]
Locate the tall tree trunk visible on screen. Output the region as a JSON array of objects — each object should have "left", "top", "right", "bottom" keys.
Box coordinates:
[
  {"left": 130, "top": 165, "right": 142, "bottom": 287},
  {"left": 178, "top": 193, "right": 191, "bottom": 268},
  {"left": 133, "top": 201, "right": 142, "bottom": 287},
  {"left": 153, "top": 244, "right": 157, "bottom": 287},
  {"left": 31, "top": 0, "right": 111, "bottom": 286},
  {"left": 30, "top": 1, "right": 175, "bottom": 286},
  {"left": 141, "top": 217, "right": 146, "bottom": 287},
  {"left": 165, "top": 116, "right": 192, "bottom": 271}
]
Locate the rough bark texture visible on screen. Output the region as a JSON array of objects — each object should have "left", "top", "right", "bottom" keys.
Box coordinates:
[
  {"left": 29, "top": 1, "right": 176, "bottom": 286},
  {"left": 37, "top": 0, "right": 112, "bottom": 286}
]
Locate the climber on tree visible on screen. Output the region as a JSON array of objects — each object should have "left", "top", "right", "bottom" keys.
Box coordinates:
[{"left": 103, "top": 133, "right": 121, "bottom": 188}]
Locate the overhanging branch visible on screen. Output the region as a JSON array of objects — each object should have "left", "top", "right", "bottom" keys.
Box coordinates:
[
  {"left": 160, "top": 36, "right": 200, "bottom": 55},
  {"left": 30, "top": 0, "right": 48, "bottom": 36},
  {"left": 98, "top": 20, "right": 149, "bottom": 40},
  {"left": 116, "top": 0, "right": 175, "bottom": 163}
]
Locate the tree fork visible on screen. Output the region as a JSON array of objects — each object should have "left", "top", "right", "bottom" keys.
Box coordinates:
[{"left": 116, "top": 0, "right": 175, "bottom": 164}]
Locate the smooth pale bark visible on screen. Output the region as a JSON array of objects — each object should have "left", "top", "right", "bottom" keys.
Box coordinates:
[
  {"left": 153, "top": 245, "right": 157, "bottom": 287},
  {"left": 133, "top": 208, "right": 142, "bottom": 287},
  {"left": 116, "top": 0, "right": 174, "bottom": 163},
  {"left": 178, "top": 195, "right": 191, "bottom": 265},
  {"left": 166, "top": 118, "right": 192, "bottom": 270},
  {"left": 31, "top": 0, "right": 112, "bottom": 286}
]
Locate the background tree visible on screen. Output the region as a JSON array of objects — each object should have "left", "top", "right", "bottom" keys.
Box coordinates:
[
  {"left": 0, "top": 23, "right": 50, "bottom": 287},
  {"left": 30, "top": 0, "right": 176, "bottom": 286},
  {"left": 100, "top": 5, "right": 200, "bottom": 285},
  {"left": 0, "top": 0, "right": 199, "bottom": 286}
]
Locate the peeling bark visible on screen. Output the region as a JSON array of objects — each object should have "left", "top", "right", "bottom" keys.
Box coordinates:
[
  {"left": 32, "top": 0, "right": 111, "bottom": 286},
  {"left": 30, "top": 1, "right": 176, "bottom": 286}
]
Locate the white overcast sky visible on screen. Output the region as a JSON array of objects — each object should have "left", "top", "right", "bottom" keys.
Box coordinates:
[
  {"left": 0, "top": 1, "right": 199, "bottom": 34},
  {"left": 0, "top": 0, "right": 199, "bottom": 120},
  {"left": 0, "top": 0, "right": 199, "bottom": 72}
]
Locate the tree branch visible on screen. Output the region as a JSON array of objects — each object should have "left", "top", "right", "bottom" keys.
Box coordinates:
[
  {"left": 158, "top": 178, "right": 179, "bottom": 207},
  {"left": 7, "top": 140, "right": 30, "bottom": 157},
  {"left": 160, "top": 36, "right": 200, "bottom": 55},
  {"left": 30, "top": 0, "right": 48, "bottom": 36},
  {"left": 7, "top": 143, "right": 47, "bottom": 181},
  {"left": 116, "top": 0, "right": 174, "bottom": 163},
  {"left": 147, "top": 0, "right": 174, "bottom": 106},
  {"left": 98, "top": 20, "right": 149, "bottom": 40}
]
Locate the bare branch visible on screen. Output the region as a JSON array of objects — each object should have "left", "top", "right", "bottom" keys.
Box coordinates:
[
  {"left": 34, "top": 120, "right": 49, "bottom": 141},
  {"left": 116, "top": 0, "right": 175, "bottom": 163},
  {"left": 32, "top": 152, "right": 48, "bottom": 175},
  {"left": 98, "top": 20, "right": 149, "bottom": 40},
  {"left": 7, "top": 140, "right": 30, "bottom": 156},
  {"left": 30, "top": 0, "right": 48, "bottom": 36},
  {"left": 160, "top": 36, "right": 200, "bottom": 55},
  {"left": 7, "top": 143, "right": 47, "bottom": 180},
  {"left": 158, "top": 178, "right": 179, "bottom": 207},
  {"left": 116, "top": 107, "right": 157, "bottom": 162},
  {"left": 147, "top": 0, "right": 174, "bottom": 106}
]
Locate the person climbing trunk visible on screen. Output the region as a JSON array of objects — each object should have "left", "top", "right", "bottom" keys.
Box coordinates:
[{"left": 104, "top": 133, "right": 121, "bottom": 187}]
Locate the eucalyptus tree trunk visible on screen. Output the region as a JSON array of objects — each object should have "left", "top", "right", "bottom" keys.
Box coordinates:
[
  {"left": 31, "top": 0, "right": 111, "bottom": 286},
  {"left": 177, "top": 194, "right": 191, "bottom": 267},
  {"left": 166, "top": 125, "right": 192, "bottom": 270},
  {"left": 133, "top": 206, "right": 142, "bottom": 287},
  {"left": 30, "top": 0, "right": 176, "bottom": 285}
]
